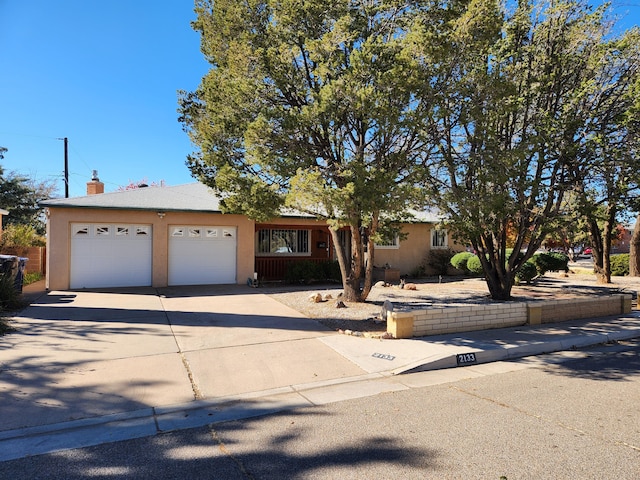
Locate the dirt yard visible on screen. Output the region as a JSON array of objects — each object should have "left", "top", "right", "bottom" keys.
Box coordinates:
[{"left": 265, "top": 270, "right": 640, "bottom": 334}]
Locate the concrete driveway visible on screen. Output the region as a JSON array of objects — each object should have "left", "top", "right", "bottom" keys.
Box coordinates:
[{"left": 0, "top": 285, "right": 365, "bottom": 433}]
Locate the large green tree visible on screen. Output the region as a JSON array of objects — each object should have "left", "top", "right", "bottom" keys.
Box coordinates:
[
  {"left": 421, "top": 0, "right": 627, "bottom": 299},
  {"left": 567, "top": 27, "right": 640, "bottom": 283},
  {"left": 179, "top": 0, "right": 436, "bottom": 301}
]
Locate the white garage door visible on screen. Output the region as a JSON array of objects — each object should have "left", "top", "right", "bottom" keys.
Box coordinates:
[
  {"left": 70, "top": 223, "right": 152, "bottom": 289},
  {"left": 168, "top": 225, "right": 237, "bottom": 285}
]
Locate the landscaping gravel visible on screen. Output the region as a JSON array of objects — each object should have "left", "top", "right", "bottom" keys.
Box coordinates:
[{"left": 264, "top": 271, "right": 640, "bottom": 334}]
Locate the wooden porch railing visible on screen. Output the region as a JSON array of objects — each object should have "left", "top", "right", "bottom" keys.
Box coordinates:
[{"left": 255, "top": 257, "right": 328, "bottom": 281}]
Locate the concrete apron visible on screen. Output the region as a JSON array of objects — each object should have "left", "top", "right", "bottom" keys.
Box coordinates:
[{"left": 0, "top": 285, "right": 365, "bottom": 433}]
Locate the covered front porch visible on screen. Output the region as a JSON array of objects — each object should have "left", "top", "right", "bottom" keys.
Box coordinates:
[{"left": 254, "top": 223, "right": 348, "bottom": 281}]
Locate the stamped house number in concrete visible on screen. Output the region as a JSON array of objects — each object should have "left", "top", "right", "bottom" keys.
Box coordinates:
[{"left": 372, "top": 353, "right": 396, "bottom": 361}]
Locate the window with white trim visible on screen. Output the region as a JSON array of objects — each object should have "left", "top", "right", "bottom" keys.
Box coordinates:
[
  {"left": 431, "top": 228, "right": 448, "bottom": 249},
  {"left": 257, "top": 229, "right": 310, "bottom": 255},
  {"left": 375, "top": 235, "right": 399, "bottom": 249}
]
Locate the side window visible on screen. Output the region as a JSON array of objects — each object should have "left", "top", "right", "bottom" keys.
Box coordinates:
[{"left": 431, "top": 229, "right": 448, "bottom": 249}]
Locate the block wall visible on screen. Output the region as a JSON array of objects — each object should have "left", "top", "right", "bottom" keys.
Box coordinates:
[{"left": 388, "top": 294, "right": 632, "bottom": 338}]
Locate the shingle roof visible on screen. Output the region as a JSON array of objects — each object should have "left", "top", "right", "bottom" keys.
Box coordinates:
[
  {"left": 41, "top": 183, "right": 224, "bottom": 213},
  {"left": 41, "top": 182, "right": 442, "bottom": 223}
]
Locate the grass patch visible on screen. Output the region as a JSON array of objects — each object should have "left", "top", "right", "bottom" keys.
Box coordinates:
[
  {"left": 570, "top": 267, "right": 595, "bottom": 275},
  {"left": 24, "top": 272, "right": 42, "bottom": 285}
]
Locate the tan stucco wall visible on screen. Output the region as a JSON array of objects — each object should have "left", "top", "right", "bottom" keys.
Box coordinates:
[
  {"left": 374, "top": 224, "right": 463, "bottom": 276},
  {"left": 46, "top": 207, "right": 255, "bottom": 290}
]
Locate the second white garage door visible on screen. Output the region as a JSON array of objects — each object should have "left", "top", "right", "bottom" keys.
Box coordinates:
[{"left": 168, "top": 225, "right": 237, "bottom": 285}]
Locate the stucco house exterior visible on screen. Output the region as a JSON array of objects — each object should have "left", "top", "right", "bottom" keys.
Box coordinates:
[{"left": 41, "top": 179, "right": 456, "bottom": 290}]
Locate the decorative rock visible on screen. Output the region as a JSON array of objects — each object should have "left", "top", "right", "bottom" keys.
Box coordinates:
[
  {"left": 374, "top": 281, "right": 385, "bottom": 288},
  {"left": 353, "top": 331, "right": 363, "bottom": 337},
  {"left": 336, "top": 300, "right": 347, "bottom": 308},
  {"left": 324, "top": 294, "right": 333, "bottom": 301},
  {"left": 309, "top": 293, "right": 323, "bottom": 303},
  {"left": 381, "top": 299, "right": 394, "bottom": 321},
  {"left": 381, "top": 332, "right": 395, "bottom": 339},
  {"left": 344, "top": 329, "right": 353, "bottom": 335}
]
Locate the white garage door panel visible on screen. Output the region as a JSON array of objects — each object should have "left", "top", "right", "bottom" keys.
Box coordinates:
[
  {"left": 70, "top": 224, "right": 152, "bottom": 289},
  {"left": 168, "top": 226, "right": 237, "bottom": 285}
]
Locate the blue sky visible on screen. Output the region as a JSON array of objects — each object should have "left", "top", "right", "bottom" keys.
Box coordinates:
[
  {"left": 0, "top": 1, "right": 638, "bottom": 198},
  {"left": 0, "top": 1, "right": 208, "bottom": 197}
]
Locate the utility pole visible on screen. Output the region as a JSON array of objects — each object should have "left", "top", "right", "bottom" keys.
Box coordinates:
[
  {"left": 57, "top": 137, "right": 69, "bottom": 197},
  {"left": 64, "top": 137, "right": 69, "bottom": 198}
]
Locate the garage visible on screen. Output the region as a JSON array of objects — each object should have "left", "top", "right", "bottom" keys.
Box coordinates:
[
  {"left": 70, "top": 223, "right": 153, "bottom": 289},
  {"left": 168, "top": 225, "right": 237, "bottom": 285}
]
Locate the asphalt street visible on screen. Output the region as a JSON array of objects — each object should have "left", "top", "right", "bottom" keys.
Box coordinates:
[{"left": 1, "top": 339, "right": 638, "bottom": 479}]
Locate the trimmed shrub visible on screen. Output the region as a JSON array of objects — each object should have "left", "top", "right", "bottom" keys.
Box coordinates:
[
  {"left": 450, "top": 252, "right": 474, "bottom": 273},
  {"left": 466, "top": 255, "right": 484, "bottom": 275},
  {"left": 285, "top": 260, "right": 342, "bottom": 284},
  {"left": 427, "top": 249, "right": 455, "bottom": 276},
  {"left": 320, "top": 260, "right": 342, "bottom": 282},
  {"left": 610, "top": 254, "right": 630, "bottom": 276},
  {"left": 516, "top": 259, "right": 538, "bottom": 284},
  {"left": 285, "top": 260, "right": 321, "bottom": 284},
  {"left": 533, "top": 252, "right": 569, "bottom": 275}
]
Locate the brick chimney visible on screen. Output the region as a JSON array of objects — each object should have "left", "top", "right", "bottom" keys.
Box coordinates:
[{"left": 87, "top": 170, "right": 104, "bottom": 195}]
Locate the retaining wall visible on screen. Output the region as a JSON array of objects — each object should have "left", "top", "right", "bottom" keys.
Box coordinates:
[{"left": 387, "top": 294, "right": 633, "bottom": 339}]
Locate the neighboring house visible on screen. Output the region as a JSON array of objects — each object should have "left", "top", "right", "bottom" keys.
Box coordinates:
[
  {"left": 41, "top": 179, "right": 457, "bottom": 290},
  {"left": 612, "top": 224, "right": 634, "bottom": 254}
]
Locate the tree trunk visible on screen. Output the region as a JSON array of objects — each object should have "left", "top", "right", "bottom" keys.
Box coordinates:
[
  {"left": 329, "top": 218, "right": 378, "bottom": 302},
  {"left": 484, "top": 269, "right": 514, "bottom": 300},
  {"left": 590, "top": 208, "right": 615, "bottom": 284},
  {"left": 331, "top": 224, "right": 366, "bottom": 302},
  {"left": 630, "top": 213, "right": 640, "bottom": 276},
  {"left": 474, "top": 237, "right": 515, "bottom": 301}
]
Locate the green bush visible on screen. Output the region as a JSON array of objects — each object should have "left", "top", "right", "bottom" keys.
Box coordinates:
[
  {"left": 450, "top": 252, "right": 474, "bottom": 273},
  {"left": 24, "top": 272, "right": 43, "bottom": 285},
  {"left": 0, "top": 224, "right": 45, "bottom": 248},
  {"left": 285, "top": 260, "right": 341, "bottom": 284},
  {"left": 320, "top": 260, "right": 342, "bottom": 282},
  {"left": 427, "top": 249, "right": 455, "bottom": 276},
  {"left": 533, "top": 252, "right": 569, "bottom": 275},
  {"left": 610, "top": 254, "right": 629, "bottom": 276},
  {"left": 466, "top": 255, "right": 484, "bottom": 274},
  {"left": 516, "top": 259, "right": 538, "bottom": 284}
]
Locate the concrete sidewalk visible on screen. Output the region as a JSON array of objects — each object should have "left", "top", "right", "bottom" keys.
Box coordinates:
[{"left": 1, "top": 281, "right": 639, "bottom": 461}]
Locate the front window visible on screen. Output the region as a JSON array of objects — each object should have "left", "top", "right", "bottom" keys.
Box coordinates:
[
  {"left": 431, "top": 229, "right": 448, "bottom": 249},
  {"left": 257, "top": 229, "right": 310, "bottom": 255}
]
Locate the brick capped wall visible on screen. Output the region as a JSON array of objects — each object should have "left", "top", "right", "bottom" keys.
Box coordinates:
[{"left": 387, "top": 294, "right": 632, "bottom": 339}]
